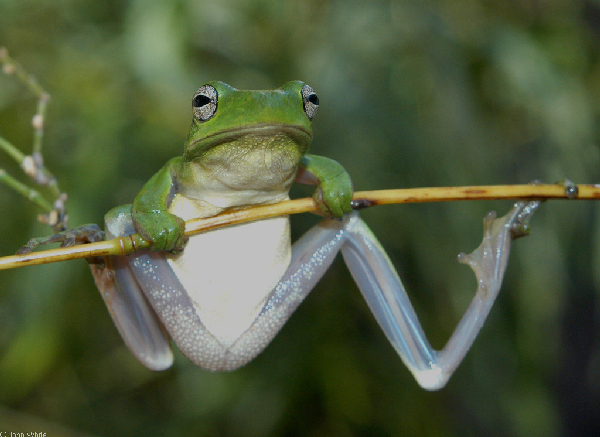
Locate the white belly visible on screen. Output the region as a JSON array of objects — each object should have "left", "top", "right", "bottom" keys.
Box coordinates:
[{"left": 166, "top": 211, "right": 291, "bottom": 347}]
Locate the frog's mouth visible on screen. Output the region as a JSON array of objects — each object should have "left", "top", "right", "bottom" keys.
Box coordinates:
[
  {"left": 181, "top": 123, "right": 312, "bottom": 193},
  {"left": 184, "top": 123, "right": 312, "bottom": 160}
]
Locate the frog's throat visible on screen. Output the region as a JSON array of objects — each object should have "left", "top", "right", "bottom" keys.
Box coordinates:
[{"left": 184, "top": 123, "right": 311, "bottom": 160}]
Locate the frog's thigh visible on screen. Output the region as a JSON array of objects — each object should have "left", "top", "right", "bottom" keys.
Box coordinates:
[{"left": 166, "top": 217, "right": 292, "bottom": 346}]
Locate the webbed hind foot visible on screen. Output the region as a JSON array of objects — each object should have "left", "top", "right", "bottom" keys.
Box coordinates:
[{"left": 17, "top": 224, "right": 104, "bottom": 255}]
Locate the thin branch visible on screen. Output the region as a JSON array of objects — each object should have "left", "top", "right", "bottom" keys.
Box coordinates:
[
  {"left": 0, "top": 48, "right": 46, "bottom": 98},
  {"left": 0, "top": 168, "right": 54, "bottom": 211},
  {"left": 0, "top": 134, "right": 25, "bottom": 163},
  {"left": 1, "top": 47, "right": 65, "bottom": 230},
  {"left": 1, "top": 183, "right": 599, "bottom": 271}
]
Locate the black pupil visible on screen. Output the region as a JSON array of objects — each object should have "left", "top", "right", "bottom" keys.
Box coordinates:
[
  {"left": 308, "top": 94, "right": 319, "bottom": 105},
  {"left": 193, "top": 94, "right": 211, "bottom": 107}
]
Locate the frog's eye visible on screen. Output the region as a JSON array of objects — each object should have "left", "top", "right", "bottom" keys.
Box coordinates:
[
  {"left": 301, "top": 84, "right": 319, "bottom": 120},
  {"left": 193, "top": 84, "right": 218, "bottom": 121}
]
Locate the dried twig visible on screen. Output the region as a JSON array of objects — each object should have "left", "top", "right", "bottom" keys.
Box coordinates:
[
  {"left": 0, "top": 47, "right": 66, "bottom": 231},
  {"left": 0, "top": 183, "right": 598, "bottom": 271}
]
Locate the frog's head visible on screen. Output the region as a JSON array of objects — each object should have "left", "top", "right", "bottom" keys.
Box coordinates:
[{"left": 183, "top": 81, "right": 318, "bottom": 164}]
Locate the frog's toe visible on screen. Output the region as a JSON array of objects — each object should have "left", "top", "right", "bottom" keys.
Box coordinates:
[
  {"left": 16, "top": 224, "right": 104, "bottom": 255},
  {"left": 146, "top": 220, "right": 187, "bottom": 253},
  {"left": 169, "top": 235, "right": 189, "bottom": 254},
  {"left": 313, "top": 189, "right": 336, "bottom": 218},
  {"left": 340, "top": 191, "right": 354, "bottom": 215},
  {"left": 316, "top": 188, "right": 353, "bottom": 218},
  {"left": 164, "top": 228, "right": 187, "bottom": 253},
  {"left": 17, "top": 235, "right": 60, "bottom": 255},
  {"left": 62, "top": 224, "right": 105, "bottom": 246}
]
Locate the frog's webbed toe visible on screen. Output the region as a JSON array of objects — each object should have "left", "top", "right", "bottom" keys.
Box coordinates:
[
  {"left": 17, "top": 224, "right": 104, "bottom": 255},
  {"left": 457, "top": 200, "right": 541, "bottom": 293}
]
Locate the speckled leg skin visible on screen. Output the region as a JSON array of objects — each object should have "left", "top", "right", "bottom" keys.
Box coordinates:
[
  {"left": 127, "top": 217, "right": 350, "bottom": 371},
  {"left": 101, "top": 201, "right": 538, "bottom": 380}
]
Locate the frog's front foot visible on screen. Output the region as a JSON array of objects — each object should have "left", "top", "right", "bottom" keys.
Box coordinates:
[
  {"left": 132, "top": 211, "right": 187, "bottom": 253},
  {"left": 313, "top": 173, "right": 353, "bottom": 219},
  {"left": 16, "top": 224, "right": 104, "bottom": 255}
]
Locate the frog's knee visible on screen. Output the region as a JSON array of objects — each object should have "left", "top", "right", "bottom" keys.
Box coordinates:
[
  {"left": 104, "top": 204, "right": 134, "bottom": 238},
  {"left": 105, "top": 204, "right": 132, "bottom": 221}
]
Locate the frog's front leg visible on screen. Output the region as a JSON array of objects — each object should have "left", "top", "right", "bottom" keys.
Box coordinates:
[{"left": 297, "top": 154, "right": 353, "bottom": 218}]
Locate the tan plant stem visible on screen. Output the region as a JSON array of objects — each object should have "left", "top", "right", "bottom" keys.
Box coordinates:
[{"left": 1, "top": 183, "right": 598, "bottom": 271}]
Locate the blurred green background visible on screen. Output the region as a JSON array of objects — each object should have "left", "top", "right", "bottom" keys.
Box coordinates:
[{"left": 1, "top": 0, "right": 600, "bottom": 436}]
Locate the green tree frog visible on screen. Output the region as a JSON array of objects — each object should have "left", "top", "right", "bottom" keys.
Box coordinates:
[{"left": 22, "top": 81, "right": 539, "bottom": 390}]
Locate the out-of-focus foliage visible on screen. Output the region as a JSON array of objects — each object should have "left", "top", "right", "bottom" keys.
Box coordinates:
[{"left": 1, "top": 0, "right": 600, "bottom": 436}]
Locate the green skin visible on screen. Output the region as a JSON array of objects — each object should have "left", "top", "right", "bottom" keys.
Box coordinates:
[{"left": 130, "top": 81, "right": 353, "bottom": 252}]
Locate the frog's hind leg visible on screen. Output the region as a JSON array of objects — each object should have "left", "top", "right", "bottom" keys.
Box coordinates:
[
  {"left": 93, "top": 205, "right": 173, "bottom": 371},
  {"left": 90, "top": 255, "right": 174, "bottom": 371},
  {"left": 339, "top": 201, "right": 540, "bottom": 390},
  {"left": 227, "top": 205, "right": 536, "bottom": 376},
  {"left": 123, "top": 216, "right": 354, "bottom": 372}
]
